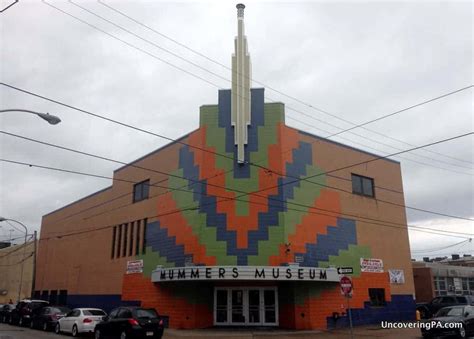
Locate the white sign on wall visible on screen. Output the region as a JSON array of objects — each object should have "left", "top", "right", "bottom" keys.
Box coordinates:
[
  {"left": 151, "top": 266, "right": 339, "bottom": 283},
  {"left": 360, "top": 258, "right": 384, "bottom": 273},
  {"left": 126, "top": 260, "right": 143, "bottom": 274},
  {"left": 388, "top": 269, "right": 405, "bottom": 284}
]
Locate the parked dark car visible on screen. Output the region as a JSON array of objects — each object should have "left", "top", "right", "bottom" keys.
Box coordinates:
[
  {"left": 0, "top": 304, "right": 16, "bottom": 323},
  {"left": 94, "top": 306, "right": 164, "bottom": 339},
  {"left": 417, "top": 295, "right": 474, "bottom": 319},
  {"left": 421, "top": 305, "right": 474, "bottom": 338},
  {"left": 30, "top": 305, "right": 71, "bottom": 331},
  {"left": 10, "top": 299, "right": 49, "bottom": 326}
]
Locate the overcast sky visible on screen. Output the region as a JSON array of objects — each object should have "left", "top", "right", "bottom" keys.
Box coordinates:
[{"left": 0, "top": 0, "right": 472, "bottom": 259}]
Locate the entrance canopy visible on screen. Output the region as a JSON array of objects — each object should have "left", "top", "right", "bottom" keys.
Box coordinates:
[{"left": 151, "top": 265, "right": 339, "bottom": 283}]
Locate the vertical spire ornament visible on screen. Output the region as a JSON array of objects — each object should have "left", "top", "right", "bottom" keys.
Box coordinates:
[{"left": 231, "top": 3, "right": 252, "bottom": 164}]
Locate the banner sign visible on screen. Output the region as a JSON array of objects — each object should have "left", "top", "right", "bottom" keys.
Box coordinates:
[
  {"left": 360, "top": 258, "right": 384, "bottom": 273},
  {"left": 388, "top": 269, "right": 405, "bottom": 284},
  {"left": 126, "top": 260, "right": 143, "bottom": 274},
  {"left": 151, "top": 266, "right": 339, "bottom": 283}
]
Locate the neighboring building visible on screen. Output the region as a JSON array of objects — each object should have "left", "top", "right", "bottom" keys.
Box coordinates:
[
  {"left": 35, "top": 5, "right": 415, "bottom": 330},
  {"left": 412, "top": 261, "right": 474, "bottom": 303},
  {"left": 445, "top": 255, "right": 474, "bottom": 267},
  {"left": 0, "top": 242, "right": 12, "bottom": 250},
  {"left": 0, "top": 240, "right": 35, "bottom": 303}
]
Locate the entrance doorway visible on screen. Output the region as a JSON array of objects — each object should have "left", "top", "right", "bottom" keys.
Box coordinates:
[{"left": 214, "top": 287, "right": 278, "bottom": 326}]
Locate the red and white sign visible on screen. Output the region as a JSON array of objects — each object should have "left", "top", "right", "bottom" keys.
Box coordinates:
[
  {"left": 126, "top": 260, "right": 143, "bottom": 274},
  {"left": 360, "top": 258, "right": 384, "bottom": 273},
  {"left": 340, "top": 276, "right": 353, "bottom": 296}
]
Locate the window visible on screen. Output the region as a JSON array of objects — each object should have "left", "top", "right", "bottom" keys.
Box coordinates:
[
  {"left": 49, "top": 290, "right": 58, "bottom": 305},
  {"left": 109, "top": 309, "right": 120, "bottom": 319},
  {"left": 133, "top": 180, "right": 150, "bottom": 203},
  {"left": 41, "top": 290, "right": 49, "bottom": 302},
  {"left": 142, "top": 218, "right": 147, "bottom": 254},
  {"left": 136, "top": 220, "right": 141, "bottom": 255},
  {"left": 117, "top": 224, "right": 122, "bottom": 258},
  {"left": 136, "top": 309, "right": 158, "bottom": 319},
  {"left": 351, "top": 174, "right": 375, "bottom": 197},
  {"left": 123, "top": 223, "right": 128, "bottom": 257},
  {"left": 118, "top": 308, "right": 132, "bottom": 319},
  {"left": 368, "top": 288, "right": 386, "bottom": 306},
  {"left": 129, "top": 222, "right": 134, "bottom": 257},
  {"left": 442, "top": 296, "right": 457, "bottom": 303},
  {"left": 83, "top": 310, "right": 107, "bottom": 316},
  {"left": 58, "top": 290, "right": 68, "bottom": 305},
  {"left": 111, "top": 226, "right": 117, "bottom": 259}
]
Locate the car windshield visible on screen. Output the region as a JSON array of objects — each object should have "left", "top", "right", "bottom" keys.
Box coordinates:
[
  {"left": 52, "top": 307, "right": 70, "bottom": 313},
  {"left": 436, "top": 307, "right": 464, "bottom": 317},
  {"left": 136, "top": 309, "right": 158, "bottom": 319},
  {"left": 31, "top": 302, "right": 48, "bottom": 309},
  {"left": 83, "top": 310, "right": 106, "bottom": 316}
]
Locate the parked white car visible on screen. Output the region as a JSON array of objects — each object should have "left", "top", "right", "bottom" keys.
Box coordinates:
[{"left": 55, "top": 308, "right": 107, "bottom": 337}]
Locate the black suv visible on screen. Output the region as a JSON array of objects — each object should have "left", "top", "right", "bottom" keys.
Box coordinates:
[
  {"left": 417, "top": 295, "right": 474, "bottom": 319},
  {"left": 10, "top": 299, "right": 49, "bottom": 326},
  {"left": 94, "top": 306, "right": 164, "bottom": 339}
]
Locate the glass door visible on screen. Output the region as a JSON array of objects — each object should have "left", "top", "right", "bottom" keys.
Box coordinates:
[
  {"left": 263, "top": 289, "right": 277, "bottom": 325},
  {"left": 215, "top": 289, "right": 228, "bottom": 324},
  {"left": 214, "top": 287, "right": 278, "bottom": 326},
  {"left": 248, "top": 289, "right": 260, "bottom": 324},
  {"left": 231, "top": 289, "right": 245, "bottom": 323}
]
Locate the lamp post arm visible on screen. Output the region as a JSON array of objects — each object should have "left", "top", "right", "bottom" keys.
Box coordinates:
[{"left": 0, "top": 109, "right": 61, "bottom": 125}]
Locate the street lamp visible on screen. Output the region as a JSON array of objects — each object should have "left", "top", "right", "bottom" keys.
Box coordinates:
[
  {"left": 0, "top": 109, "right": 61, "bottom": 125},
  {"left": 0, "top": 217, "right": 29, "bottom": 302}
]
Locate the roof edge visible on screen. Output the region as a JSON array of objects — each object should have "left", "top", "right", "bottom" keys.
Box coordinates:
[
  {"left": 294, "top": 128, "right": 400, "bottom": 165},
  {"left": 42, "top": 185, "right": 112, "bottom": 219}
]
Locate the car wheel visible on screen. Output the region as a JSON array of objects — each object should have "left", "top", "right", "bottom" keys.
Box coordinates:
[
  {"left": 43, "top": 321, "right": 49, "bottom": 331},
  {"left": 55, "top": 323, "right": 61, "bottom": 334},
  {"left": 418, "top": 307, "right": 428, "bottom": 319},
  {"left": 459, "top": 325, "right": 466, "bottom": 338},
  {"left": 18, "top": 317, "right": 23, "bottom": 327},
  {"left": 120, "top": 331, "right": 127, "bottom": 339},
  {"left": 94, "top": 329, "right": 102, "bottom": 339},
  {"left": 30, "top": 320, "right": 34, "bottom": 329},
  {"left": 72, "top": 324, "right": 79, "bottom": 337}
]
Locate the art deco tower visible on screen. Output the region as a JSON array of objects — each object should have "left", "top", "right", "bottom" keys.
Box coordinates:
[{"left": 231, "top": 3, "right": 252, "bottom": 164}]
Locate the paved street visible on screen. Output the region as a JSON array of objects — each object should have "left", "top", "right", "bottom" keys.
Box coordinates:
[{"left": 0, "top": 323, "right": 426, "bottom": 339}]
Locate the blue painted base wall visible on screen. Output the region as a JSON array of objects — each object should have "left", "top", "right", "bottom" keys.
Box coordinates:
[
  {"left": 67, "top": 294, "right": 140, "bottom": 314},
  {"left": 327, "top": 295, "right": 416, "bottom": 329}
]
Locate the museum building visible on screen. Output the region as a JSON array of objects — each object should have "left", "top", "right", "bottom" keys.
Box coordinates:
[{"left": 35, "top": 4, "right": 416, "bottom": 329}]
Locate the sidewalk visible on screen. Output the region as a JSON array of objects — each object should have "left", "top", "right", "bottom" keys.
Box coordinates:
[{"left": 163, "top": 325, "right": 421, "bottom": 338}]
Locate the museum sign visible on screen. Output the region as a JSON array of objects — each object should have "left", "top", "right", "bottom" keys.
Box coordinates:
[{"left": 151, "top": 265, "right": 339, "bottom": 283}]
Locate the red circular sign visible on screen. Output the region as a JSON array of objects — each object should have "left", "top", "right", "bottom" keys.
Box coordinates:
[{"left": 340, "top": 276, "right": 353, "bottom": 295}]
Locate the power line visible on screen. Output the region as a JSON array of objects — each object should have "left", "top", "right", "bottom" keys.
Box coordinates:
[
  {"left": 2, "top": 81, "right": 473, "bottom": 207},
  {"left": 0, "top": 253, "right": 35, "bottom": 266},
  {"left": 0, "top": 236, "right": 34, "bottom": 258},
  {"left": 238, "top": 132, "right": 474, "bottom": 201},
  {"left": 412, "top": 239, "right": 471, "bottom": 253},
  {"left": 2, "top": 130, "right": 472, "bottom": 223},
  {"left": 287, "top": 116, "right": 473, "bottom": 176},
  {"left": 0, "top": 157, "right": 430, "bottom": 232},
  {"left": 98, "top": 0, "right": 473, "bottom": 167},
  {"left": 40, "top": 1, "right": 474, "bottom": 175},
  {"left": 38, "top": 200, "right": 472, "bottom": 243},
  {"left": 2, "top": 132, "right": 473, "bottom": 238}
]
